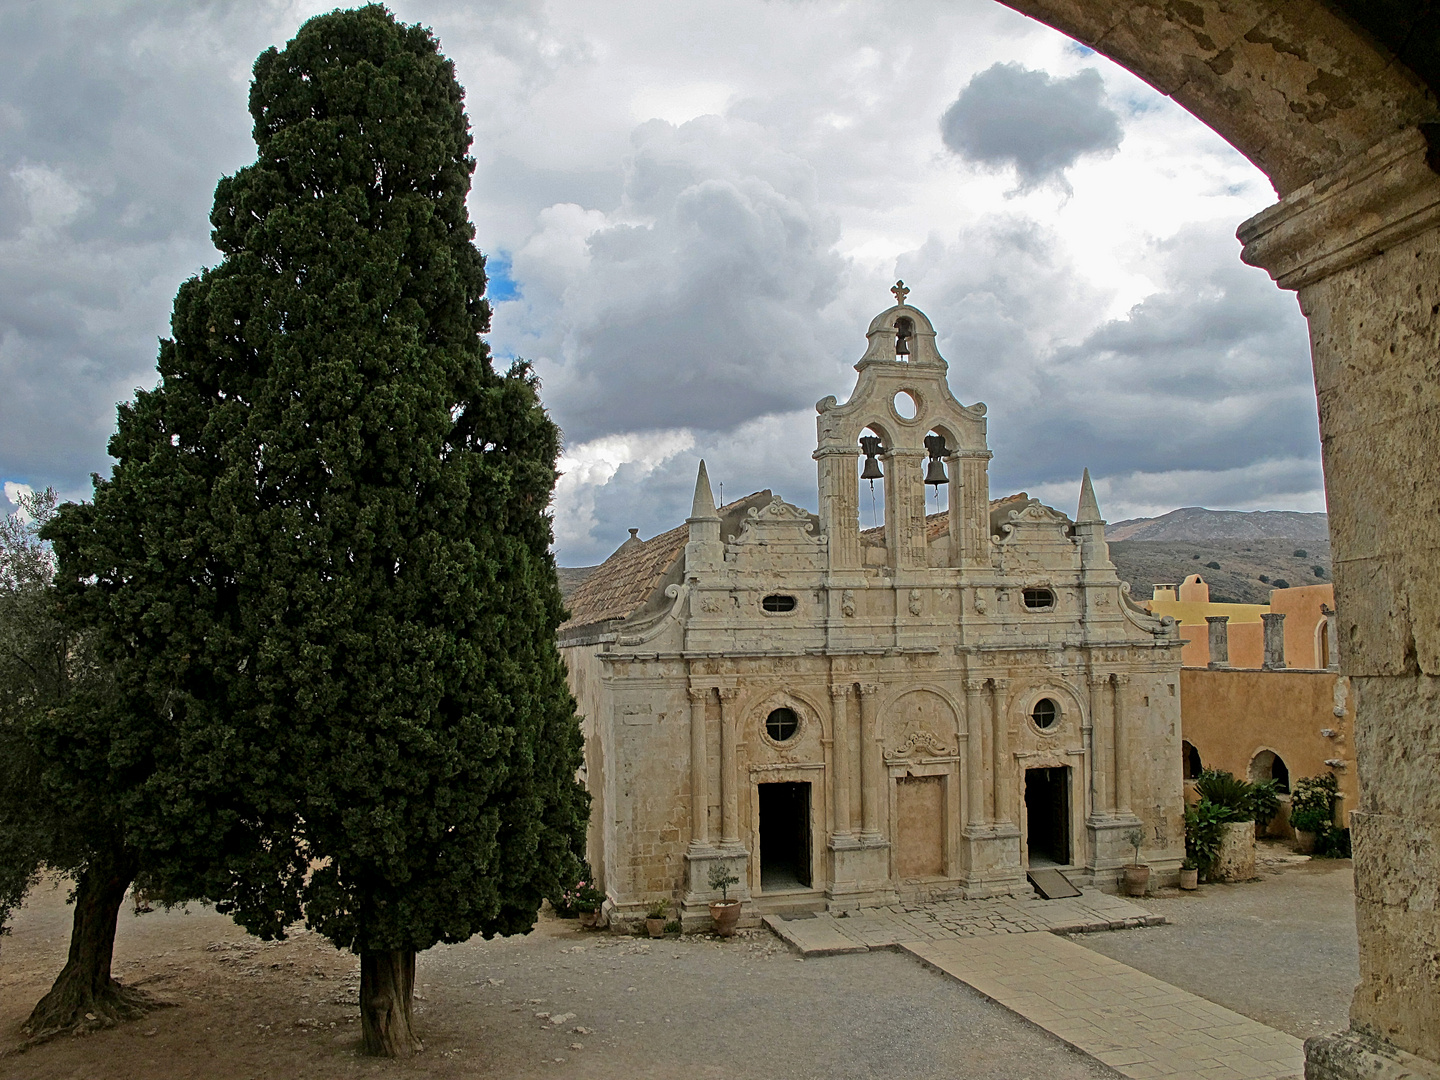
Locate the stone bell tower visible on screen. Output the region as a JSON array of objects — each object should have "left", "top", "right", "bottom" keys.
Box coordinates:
[{"left": 814, "top": 282, "right": 992, "bottom": 574}]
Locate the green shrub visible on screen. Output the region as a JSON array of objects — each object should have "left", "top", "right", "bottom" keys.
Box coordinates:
[
  {"left": 1272, "top": 579, "right": 1290, "bottom": 589},
  {"left": 1313, "top": 565, "right": 1326, "bottom": 578},
  {"left": 1316, "top": 826, "right": 1351, "bottom": 858},
  {"left": 1293, "top": 549, "right": 1308, "bottom": 558},
  {"left": 1185, "top": 801, "right": 1229, "bottom": 880},
  {"left": 1259, "top": 574, "right": 1270, "bottom": 583},
  {"left": 1195, "top": 768, "right": 1253, "bottom": 822},
  {"left": 1205, "top": 561, "right": 1221, "bottom": 570},
  {"left": 1248, "top": 780, "right": 1282, "bottom": 830},
  {"left": 646, "top": 898, "right": 670, "bottom": 920},
  {"left": 1290, "top": 773, "right": 1339, "bottom": 834}
]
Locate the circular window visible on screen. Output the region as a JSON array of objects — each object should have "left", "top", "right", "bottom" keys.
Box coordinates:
[
  {"left": 766, "top": 707, "right": 799, "bottom": 742},
  {"left": 893, "top": 389, "right": 918, "bottom": 420},
  {"left": 1031, "top": 698, "right": 1059, "bottom": 730}
]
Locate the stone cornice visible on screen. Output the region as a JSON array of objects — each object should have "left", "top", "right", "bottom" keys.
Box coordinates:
[{"left": 1238, "top": 127, "right": 1440, "bottom": 292}]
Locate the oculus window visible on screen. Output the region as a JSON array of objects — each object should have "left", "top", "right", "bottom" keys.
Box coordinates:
[{"left": 766, "top": 707, "right": 799, "bottom": 743}]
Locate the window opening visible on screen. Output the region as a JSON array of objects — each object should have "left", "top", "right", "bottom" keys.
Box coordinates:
[
  {"left": 893, "top": 389, "right": 918, "bottom": 419},
  {"left": 1249, "top": 749, "right": 1290, "bottom": 793},
  {"left": 858, "top": 428, "right": 887, "bottom": 534},
  {"left": 1183, "top": 741, "right": 1202, "bottom": 779},
  {"left": 766, "top": 707, "right": 799, "bottom": 742},
  {"left": 1031, "top": 698, "right": 1058, "bottom": 730},
  {"left": 1023, "top": 587, "right": 1055, "bottom": 610},
  {"left": 761, "top": 593, "right": 797, "bottom": 613}
]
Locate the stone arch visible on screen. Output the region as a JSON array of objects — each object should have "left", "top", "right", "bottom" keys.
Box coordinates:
[
  {"left": 880, "top": 686, "right": 961, "bottom": 756},
  {"left": 1249, "top": 747, "right": 1291, "bottom": 793},
  {"left": 1008, "top": 679, "right": 1088, "bottom": 735},
  {"left": 993, "top": 0, "right": 1437, "bottom": 197}
]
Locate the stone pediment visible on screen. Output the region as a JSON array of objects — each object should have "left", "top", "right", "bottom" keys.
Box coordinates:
[
  {"left": 995, "top": 498, "right": 1073, "bottom": 544},
  {"left": 729, "top": 497, "right": 824, "bottom": 547}
]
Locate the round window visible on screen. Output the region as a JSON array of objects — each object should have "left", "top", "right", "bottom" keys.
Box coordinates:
[
  {"left": 766, "top": 707, "right": 799, "bottom": 742},
  {"left": 1031, "top": 698, "right": 1059, "bottom": 730}
]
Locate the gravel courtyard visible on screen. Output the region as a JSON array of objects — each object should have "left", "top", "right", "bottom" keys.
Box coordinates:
[{"left": 0, "top": 852, "right": 1355, "bottom": 1080}]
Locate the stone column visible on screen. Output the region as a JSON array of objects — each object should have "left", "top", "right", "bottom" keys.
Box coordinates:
[
  {"left": 1239, "top": 127, "right": 1440, "bottom": 1073},
  {"left": 953, "top": 451, "right": 993, "bottom": 568},
  {"left": 814, "top": 447, "right": 860, "bottom": 570},
  {"left": 688, "top": 686, "right": 711, "bottom": 848},
  {"left": 829, "top": 684, "right": 853, "bottom": 838},
  {"left": 989, "top": 679, "right": 1011, "bottom": 824},
  {"left": 963, "top": 678, "right": 987, "bottom": 827},
  {"left": 1111, "top": 674, "right": 1131, "bottom": 816},
  {"left": 858, "top": 683, "right": 881, "bottom": 838},
  {"left": 884, "top": 449, "right": 927, "bottom": 569},
  {"left": 1206, "top": 616, "right": 1231, "bottom": 669},
  {"left": 1262, "top": 612, "right": 1287, "bottom": 671},
  {"left": 1088, "top": 672, "right": 1113, "bottom": 815},
  {"left": 1322, "top": 603, "right": 1341, "bottom": 670},
  {"left": 717, "top": 688, "right": 740, "bottom": 846}
]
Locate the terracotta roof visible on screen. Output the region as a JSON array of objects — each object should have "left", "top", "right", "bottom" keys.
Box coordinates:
[{"left": 558, "top": 492, "right": 770, "bottom": 633}]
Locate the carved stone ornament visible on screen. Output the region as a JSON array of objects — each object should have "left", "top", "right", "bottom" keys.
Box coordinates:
[
  {"left": 731, "top": 496, "right": 823, "bottom": 546},
  {"left": 841, "top": 589, "right": 856, "bottom": 617},
  {"left": 885, "top": 728, "right": 950, "bottom": 760},
  {"left": 908, "top": 588, "right": 923, "bottom": 616},
  {"left": 995, "top": 498, "right": 1072, "bottom": 543}
]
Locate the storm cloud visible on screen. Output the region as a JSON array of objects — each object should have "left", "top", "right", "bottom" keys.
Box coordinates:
[{"left": 940, "top": 63, "right": 1124, "bottom": 191}]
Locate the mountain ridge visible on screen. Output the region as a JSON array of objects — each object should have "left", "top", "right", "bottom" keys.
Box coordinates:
[{"left": 1106, "top": 507, "right": 1329, "bottom": 543}]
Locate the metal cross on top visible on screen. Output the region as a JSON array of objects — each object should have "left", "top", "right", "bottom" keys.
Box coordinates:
[{"left": 891, "top": 280, "right": 910, "bottom": 306}]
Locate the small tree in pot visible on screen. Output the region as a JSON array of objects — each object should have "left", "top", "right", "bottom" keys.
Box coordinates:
[
  {"left": 645, "top": 899, "right": 669, "bottom": 938},
  {"left": 1122, "top": 828, "right": 1149, "bottom": 896},
  {"left": 707, "top": 864, "right": 742, "bottom": 937}
]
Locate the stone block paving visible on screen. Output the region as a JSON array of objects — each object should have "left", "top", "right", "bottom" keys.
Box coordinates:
[{"left": 766, "top": 889, "right": 1304, "bottom": 1080}]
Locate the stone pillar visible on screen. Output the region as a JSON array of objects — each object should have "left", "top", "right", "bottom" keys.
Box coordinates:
[
  {"left": 1262, "top": 612, "right": 1287, "bottom": 671},
  {"left": 858, "top": 683, "right": 881, "bottom": 838},
  {"left": 1240, "top": 127, "right": 1440, "bottom": 1074},
  {"left": 953, "top": 451, "right": 993, "bottom": 568},
  {"left": 1322, "top": 603, "right": 1341, "bottom": 670},
  {"left": 1206, "top": 616, "right": 1231, "bottom": 669},
  {"left": 717, "top": 688, "right": 740, "bottom": 846},
  {"left": 1111, "top": 674, "right": 1131, "bottom": 816},
  {"left": 688, "top": 686, "right": 711, "bottom": 848},
  {"left": 963, "top": 678, "right": 987, "bottom": 827},
  {"left": 884, "top": 449, "right": 927, "bottom": 569},
  {"left": 814, "top": 447, "right": 860, "bottom": 570},
  {"left": 829, "top": 684, "right": 853, "bottom": 838},
  {"left": 1088, "top": 672, "right": 1113, "bottom": 815},
  {"left": 989, "top": 679, "right": 1012, "bottom": 824}
]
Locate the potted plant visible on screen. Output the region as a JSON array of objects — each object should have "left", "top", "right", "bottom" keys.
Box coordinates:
[
  {"left": 1194, "top": 768, "right": 1257, "bottom": 881},
  {"left": 1179, "top": 857, "right": 1199, "bottom": 890},
  {"left": 1290, "top": 774, "right": 1339, "bottom": 855},
  {"left": 575, "top": 883, "right": 605, "bottom": 929},
  {"left": 1248, "top": 779, "right": 1281, "bottom": 840},
  {"left": 645, "top": 898, "right": 669, "bottom": 938},
  {"left": 707, "top": 864, "right": 742, "bottom": 937},
  {"left": 1122, "top": 828, "right": 1149, "bottom": 896},
  {"left": 1184, "top": 800, "right": 1226, "bottom": 883}
]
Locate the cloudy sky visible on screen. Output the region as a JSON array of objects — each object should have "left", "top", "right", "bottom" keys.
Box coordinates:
[{"left": 0, "top": 0, "right": 1321, "bottom": 566}]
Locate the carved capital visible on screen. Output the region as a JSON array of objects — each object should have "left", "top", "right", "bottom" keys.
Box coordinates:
[
  {"left": 716, "top": 687, "right": 740, "bottom": 702},
  {"left": 1087, "top": 673, "right": 1109, "bottom": 689},
  {"left": 989, "top": 678, "right": 1009, "bottom": 692},
  {"left": 858, "top": 682, "right": 881, "bottom": 698},
  {"left": 829, "top": 684, "right": 851, "bottom": 700},
  {"left": 963, "top": 678, "right": 986, "bottom": 693},
  {"left": 1111, "top": 674, "right": 1131, "bottom": 688},
  {"left": 687, "top": 687, "right": 712, "bottom": 705}
]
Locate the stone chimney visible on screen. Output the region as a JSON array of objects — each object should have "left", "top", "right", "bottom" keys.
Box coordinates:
[
  {"left": 1262, "top": 612, "right": 1287, "bottom": 670},
  {"left": 1206, "top": 615, "right": 1231, "bottom": 669}
]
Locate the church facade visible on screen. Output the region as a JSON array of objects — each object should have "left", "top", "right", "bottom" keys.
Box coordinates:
[{"left": 558, "top": 293, "right": 1186, "bottom": 926}]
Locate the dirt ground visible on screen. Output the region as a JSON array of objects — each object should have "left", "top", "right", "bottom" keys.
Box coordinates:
[
  {"left": 0, "top": 877, "right": 1116, "bottom": 1080},
  {"left": 0, "top": 851, "right": 1357, "bottom": 1080},
  {"left": 1074, "top": 849, "right": 1358, "bottom": 1039}
]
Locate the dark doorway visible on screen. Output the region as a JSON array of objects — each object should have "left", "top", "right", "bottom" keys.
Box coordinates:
[
  {"left": 759, "top": 782, "right": 812, "bottom": 890},
  {"left": 1024, "top": 767, "right": 1070, "bottom": 867}
]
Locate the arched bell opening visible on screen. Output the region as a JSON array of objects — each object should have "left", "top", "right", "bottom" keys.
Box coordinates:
[
  {"left": 921, "top": 426, "right": 954, "bottom": 517},
  {"left": 857, "top": 424, "right": 890, "bottom": 556}
]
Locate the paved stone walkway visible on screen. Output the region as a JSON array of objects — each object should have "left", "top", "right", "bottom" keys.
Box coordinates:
[
  {"left": 765, "top": 887, "right": 1165, "bottom": 954},
  {"left": 766, "top": 889, "right": 1304, "bottom": 1080}
]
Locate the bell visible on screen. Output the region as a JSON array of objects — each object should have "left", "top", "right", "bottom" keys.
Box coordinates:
[
  {"left": 861, "top": 454, "right": 885, "bottom": 481},
  {"left": 895, "top": 330, "right": 910, "bottom": 357},
  {"left": 925, "top": 457, "right": 949, "bottom": 486}
]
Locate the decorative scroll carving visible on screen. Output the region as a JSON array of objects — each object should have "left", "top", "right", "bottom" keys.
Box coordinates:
[{"left": 884, "top": 729, "right": 951, "bottom": 760}]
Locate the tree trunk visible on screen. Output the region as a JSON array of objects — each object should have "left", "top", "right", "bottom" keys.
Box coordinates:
[
  {"left": 23, "top": 845, "right": 162, "bottom": 1039},
  {"left": 360, "top": 949, "right": 420, "bottom": 1056}
]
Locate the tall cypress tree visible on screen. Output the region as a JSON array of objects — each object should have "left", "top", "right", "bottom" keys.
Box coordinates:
[{"left": 44, "top": 5, "right": 587, "bottom": 1055}]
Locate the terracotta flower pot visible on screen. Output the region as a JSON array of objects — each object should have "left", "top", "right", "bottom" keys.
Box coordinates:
[
  {"left": 645, "top": 917, "right": 666, "bottom": 938},
  {"left": 1294, "top": 829, "right": 1317, "bottom": 855},
  {"left": 1179, "top": 867, "right": 1199, "bottom": 890},
  {"left": 1123, "top": 864, "right": 1151, "bottom": 897},
  {"left": 709, "top": 900, "right": 742, "bottom": 937}
]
